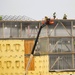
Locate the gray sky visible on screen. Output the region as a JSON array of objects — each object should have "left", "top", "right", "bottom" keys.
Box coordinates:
[{"left": 0, "top": 0, "right": 75, "bottom": 20}]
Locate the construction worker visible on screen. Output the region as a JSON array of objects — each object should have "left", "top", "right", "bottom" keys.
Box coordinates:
[
  {"left": 63, "top": 14, "right": 67, "bottom": 19},
  {"left": 45, "top": 16, "right": 50, "bottom": 24},
  {"left": 53, "top": 12, "right": 56, "bottom": 19}
]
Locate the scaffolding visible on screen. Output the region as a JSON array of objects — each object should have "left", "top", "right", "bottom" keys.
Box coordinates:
[{"left": 38, "top": 20, "right": 75, "bottom": 71}]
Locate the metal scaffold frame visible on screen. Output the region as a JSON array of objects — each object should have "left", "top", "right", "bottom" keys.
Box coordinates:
[
  {"left": 47, "top": 20, "right": 75, "bottom": 70},
  {"left": 0, "top": 15, "right": 35, "bottom": 21}
]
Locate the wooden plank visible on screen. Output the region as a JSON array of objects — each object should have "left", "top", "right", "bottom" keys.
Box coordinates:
[
  {"left": 24, "top": 40, "right": 34, "bottom": 71},
  {"left": 24, "top": 40, "right": 34, "bottom": 54}
]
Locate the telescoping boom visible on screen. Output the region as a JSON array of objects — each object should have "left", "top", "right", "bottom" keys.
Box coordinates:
[{"left": 25, "top": 17, "right": 54, "bottom": 75}]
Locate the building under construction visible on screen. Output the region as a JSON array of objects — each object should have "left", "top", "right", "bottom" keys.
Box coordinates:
[{"left": 0, "top": 15, "right": 75, "bottom": 75}]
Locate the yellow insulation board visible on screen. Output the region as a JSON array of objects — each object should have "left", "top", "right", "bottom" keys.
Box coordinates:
[{"left": 0, "top": 40, "right": 25, "bottom": 75}]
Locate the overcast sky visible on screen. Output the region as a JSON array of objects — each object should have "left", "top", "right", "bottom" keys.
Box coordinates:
[{"left": 0, "top": 0, "right": 75, "bottom": 20}]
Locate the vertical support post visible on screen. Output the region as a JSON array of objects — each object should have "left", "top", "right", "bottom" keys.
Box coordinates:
[
  {"left": 10, "top": 22, "right": 12, "bottom": 38},
  {"left": 71, "top": 21, "right": 74, "bottom": 69},
  {"left": 2, "top": 22, "right": 4, "bottom": 38},
  {"left": 20, "top": 22, "right": 22, "bottom": 37}
]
